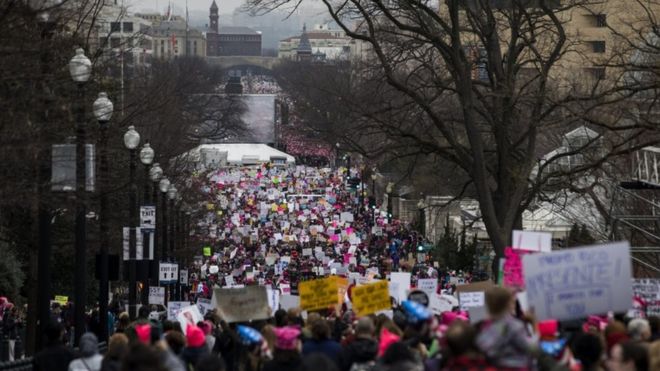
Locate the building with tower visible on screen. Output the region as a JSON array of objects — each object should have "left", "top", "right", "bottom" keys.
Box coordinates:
[
  {"left": 206, "top": 0, "right": 262, "bottom": 56},
  {"left": 278, "top": 24, "right": 363, "bottom": 61}
]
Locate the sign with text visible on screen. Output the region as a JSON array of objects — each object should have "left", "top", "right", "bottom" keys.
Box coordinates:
[
  {"left": 122, "top": 227, "right": 144, "bottom": 260},
  {"left": 167, "top": 301, "right": 188, "bottom": 320},
  {"left": 176, "top": 305, "right": 203, "bottom": 332},
  {"left": 180, "top": 269, "right": 189, "bottom": 285},
  {"left": 159, "top": 263, "right": 179, "bottom": 284},
  {"left": 299, "top": 276, "right": 342, "bottom": 311},
  {"left": 459, "top": 291, "right": 485, "bottom": 310},
  {"left": 140, "top": 205, "right": 156, "bottom": 230},
  {"left": 632, "top": 279, "right": 660, "bottom": 317},
  {"left": 352, "top": 281, "right": 391, "bottom": 316},
  {"left": 503, "top": 247, "right": 533, "bottom": 289},
  {"left": 417, "top": 278, "right": 438, "bottom": 294},
  {"left": 148, "top": 287, "right": 165, "bottom": 306},
  {"left": 213, "top": 286, "right": 270, "bottom": 323},
  {"left": 512, "top": 230, "right": 552, "bottom": 253},
  {"left": 523, "top": 242, "right": 632, "bottom": 321},
  {"left": 196, "top": 298, "right": 214, "bottom": 316}
]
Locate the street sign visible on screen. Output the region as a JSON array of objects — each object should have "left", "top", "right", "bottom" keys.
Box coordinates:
[
  {"left": 159, "top": 263, "right": 178, "bottom": 284},
  {"left": 180, "top": 269, "right": 188, "bottom": 285},
  {"left": 140, "top": 206, "right": 156, "bottom": 230}
]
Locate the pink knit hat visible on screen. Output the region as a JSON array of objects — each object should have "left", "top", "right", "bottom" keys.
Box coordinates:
[
  {"left": 186, "top": 325, "right": 206, "bottom": 348},
  {"left": 273, "top": 326, "right": 300, "bottom": 350},
  {"left": 378, "top": 328, "right": 400, "bottom": 357}
]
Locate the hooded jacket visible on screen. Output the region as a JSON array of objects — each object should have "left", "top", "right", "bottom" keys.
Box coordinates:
[{"left": 339, "top": 337, "right": 378, "bottom": 371}]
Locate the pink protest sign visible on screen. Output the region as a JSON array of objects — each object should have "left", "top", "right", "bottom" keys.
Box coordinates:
[{"left": 503, "top": 247, "right": 533, "bottom": 289}]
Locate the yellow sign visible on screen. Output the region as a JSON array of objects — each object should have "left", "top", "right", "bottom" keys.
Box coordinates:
[
  {"left": 299, "top": 276, "right": 342, "bottom": 311},
  {"left": 351, "top": 281, "right": 391, "bottom": 317},
  {"left": 54, "top": 295, "right": 68, "bottom": 306},
  {"left": 203, "top": 246, "right": 212, "bottom": 256}
]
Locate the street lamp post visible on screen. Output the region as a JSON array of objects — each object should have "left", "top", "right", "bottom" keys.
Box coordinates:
[
  {"left": 167, "top": 185, "right": 177, "bottom": 300},
  {"left": 69, "top": 48, "right": 92, "bottom": 345},
  {"left": 93, "top": 92, "right": 113, "bottom": 343},
  {"left": 159, "top": 177, "right": 170, "bottom": 300},
  {"left": 370, "top": 172, "right": 377, "bottom": 226},
  {"left": 417, "top": 199, "right": 426, "bottom": 237},
  {"left": 149, "top": 164, "right": 163, "bottom": 292},
  {"left": 138, "top": 143, "right": 154, "bottom": 307},
  {"left": 123, "top": 126, "right": 140, "bottom": 319},
  {"left": 386, "top": 182, "right": 394, "bottom": 223}
]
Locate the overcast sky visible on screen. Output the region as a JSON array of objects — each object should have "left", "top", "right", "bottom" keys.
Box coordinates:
[{"left": 124, "top": 0, "right": 325, "bottom": 17}]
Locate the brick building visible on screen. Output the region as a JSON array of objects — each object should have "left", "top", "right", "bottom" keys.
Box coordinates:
[{"left": 206, "top": 0, "right": 262, "bottom": 56}]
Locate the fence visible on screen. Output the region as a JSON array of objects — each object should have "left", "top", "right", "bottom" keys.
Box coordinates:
[{"left": 0, "top": 342, "right": 107, "bottom": 371}]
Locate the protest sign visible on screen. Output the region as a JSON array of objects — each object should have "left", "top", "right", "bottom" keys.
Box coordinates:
[
  {"left": 523, "top": 242, "right": 632, "bottom": 321},
  {"left": 512, "top": 230, "right": 552, "bottom": 253},
  {"left": 196, "top": 298, "right": 213, "bottom": 316},
  {"left": 299, "top": 276, "right": 342, "bottom": 311},
  {"left": 213, "top": 286, "right": 270, "bottom": 322},
  {"left": 176, "top": 305, "right": 203, "bottom": 332},
  {"left": 632, "top": 279, "right": 660, "bottom": 316},
  {"left": 340, "top": 212, "right": 354, "bottom": 223},
  {"left": 167, "top": 301, "right": 188, "bottom": 320},
  {"left": 54, "top": 295, "right": 68, "bottom": 306},
  {"left": 455, "top": 280, "right": 493, "bottom": 293},
  {"left": 266, "top": 286, "right": 280, "bottom": 315},
  {"left": 459, "top": 292, "right": 485, "bottom": 310},
  {"left": 429, "top": 294, "right": 459, "bottom": 315},
  {"left": 417, "top": 278, "right": 438, "bottom": 294},
  {"left": 389, "top": 272, "right": 411, "bottom": 303},
  {"left": 352, "top": 281, "right": 391, "bottom": 316},
  {"left": 203, "top": 246, "right": 211, "bottom": 256},
  {"left": 503, "top": 247, "right": 533, "bottom": 289},
  {"left": 280, "top": 295, "right": 301, "bottom": 310},
  {"left": 148, "top": 287, "right": 165, "bottom": 306}
]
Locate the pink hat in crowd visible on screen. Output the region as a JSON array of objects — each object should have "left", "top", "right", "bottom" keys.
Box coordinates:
[
  {"left": 198, "top": 321, "right": 213, "bottom": 336},
  {"left": 135, "top": 324, "right": 151, "bottom": 344},
  {"left": 273, "top": 326, "right": 301, "bottom": 350},
  {"left": 539, "top": 319, "right": 559, "bottom": 340},
  {"left": 378, "top": 328, "right": 400, "bottom": 357},
  {"left": 187, "top": 325, "right": 206, "bottom": 348}
]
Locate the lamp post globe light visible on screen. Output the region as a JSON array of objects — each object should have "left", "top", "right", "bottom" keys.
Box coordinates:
[
  {"left": 68, "top": 48, "right": 91, "bottom": 83},
  {"left": 70, "top": 48, "right": 91, "bottom": 346},
  {"left": 167, "top": 184, "right": 177, "bottom": 200},
  {"left": 159, "top": 177, "right": 171, "bottom": 193},
  {"left": 140, "top": 143, "right": 155, "bottom": 166},
  {"left": 93, "top": 92, "right": 113, "bottom": 123},
  {"left": 149, "top": 163, "right": 163, "bottom": 182},
  {"left": 94, "top": 92, "right": 113, "bottom": 343},
  {"left": 166, "top": 184, "right": 178, "bottom": 300},
  {"left": 125, "top": 126, "right": 140, "bottom": 319}
]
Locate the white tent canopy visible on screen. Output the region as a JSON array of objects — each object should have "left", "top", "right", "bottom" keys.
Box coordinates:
[{"left": 185, "top": 143, "right": 295, "bottom": 168}]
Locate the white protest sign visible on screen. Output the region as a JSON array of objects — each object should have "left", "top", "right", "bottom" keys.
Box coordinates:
[
  {"left": 523, "top": 242, "right": 632, "bottom": 321},
  {"left": 340, "top": 212, "right": 354, "bottom": 223},
  {"left": 512, "top": 230, "right": 552, "bottom": 253},
  {"left": 266, "top": 286, "right": 280, "bottom": 315},
  {"left": 280, "top": 295, "right": 300, "bottom": 310},
  {"left": 196, "top": 298, "right": 214, "bottom": 316},
  {"left": 148, "top": 287, "right": 165, "bottom": 306},
  {"left": 213, "top": 286, "right": 270, "bottom": 323},
  {"left": 180, "top": 269, "right": 188, "bottom": 285},
  {"left": 302, "top": 248, "right": 313, "bottom": 256},
  {"left": 418, "top": 279, "right": 438, "bottom": 294},
  {"left": 632, "top": 279, "right": 660, "bottom": 316},
  {"left": 176, "top": 305, "right": 203, "bottom": 332},
  {"left": 167, "top": 301, "right": 188, "bottom": 320},
  {"left": 459, "top": 292, "right": 485, "bottom": 310},
  {"left": 390, "top": 272, "right": 411, "bottom": 303},
  {"left": 429, "top": 294, "right": 459, "bottom": 315}
]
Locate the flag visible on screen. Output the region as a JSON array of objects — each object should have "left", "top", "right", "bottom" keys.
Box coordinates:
[{"left": 166, "top": 0, "right": 172, "bottom": 21}]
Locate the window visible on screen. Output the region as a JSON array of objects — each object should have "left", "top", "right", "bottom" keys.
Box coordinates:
[
  {"left": 123, "top": 22, "right": 133, "bottom": 32},
  {"left": 588, "top": 41, "right": 606, "bottom": 53},
  {"left": 596, "top": 14, "right": 607, "bottom": 27},
  {"left": 110, "top": 37, "right": 121, "bottom": 48},
  {"left": 194, "top": 40, "right": 197, "bottom": 55},
  {"left": 110, "top": 22, "right": 120, "bottom": 33},
  {"left": 584, "top": 67, "right": 606, "bottom": 80}
]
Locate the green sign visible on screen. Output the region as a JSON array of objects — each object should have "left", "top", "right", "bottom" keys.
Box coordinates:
[{"left": 203, "top": 246, "right": 211, "bottom": 256}]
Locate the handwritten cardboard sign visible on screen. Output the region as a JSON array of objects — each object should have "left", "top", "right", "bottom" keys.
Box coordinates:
[
  {"left": 352, "top": 281, "right": 391, "bottom": 316},
  {"left": 459, "top": 291, "right": 485, "bottom": 310},
  {"left": 418, "top": 278, "right": 438, "bottom": 294},
  {"left": 213, "top": 286, "right": 270, "bottom": 323},
  {"left": 523, "top": 242, "right": 632, "bottom": 321},
  {"left": 632, "top": 279, "right": 660, "bottom": 316},
  {"left": 512, "top": 230, "right": 552, "bottom": 253},
  {"left": 503, "top": 247, "right": 533, "bottom": 289},
  {"left": 299, "top": 276, "right": 342, "bottom": 311}
]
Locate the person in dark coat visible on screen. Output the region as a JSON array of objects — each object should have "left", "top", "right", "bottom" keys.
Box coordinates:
[
  {"left": 182, "top": 325, "right": 210, "bottom": 369},
  {"left": 338, "top": 318, "right": 378, "bottom": 371},
  {"left": 302, "top": 319, "right": 342, "bottom": 364},
  {"left": 100, "top": 333, "right": 128, "bottom": 371},
  {"left": 33, "top": 322, "right": 76, "bottom": 371},
  {"left": 262, "top": 326, "right": 303, "bottom": 371}
]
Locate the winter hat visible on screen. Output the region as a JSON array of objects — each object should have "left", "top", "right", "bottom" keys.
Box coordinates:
[
  {"left": 378, "top": 328, "right": 400, "bottom": 357},
  {"left": 440, "top": 311, "right": 467, "bottom": 326},
  {"left": 79, "top": 332, "right": 99, "bottom": 357},
  {"left": 198, "top": 321, "right": 212, "bottom": 336},
  {"left": 186, "top": 325, "right": 206, "bottom": 348},
  {"left": 273, "top": 326, "right": 300, "bottom": 350},
  {"left": 238, "top": 325, "right": 263, "bottom": 345},
  {"left": 401, "top": 300, "right": 431, "bottom": 323},
  {"left": 539, "top": 319, "right": 559, "bottom": 340},
  {"left": 135, "top": 324, "right": 151, "bottom": 344}
]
